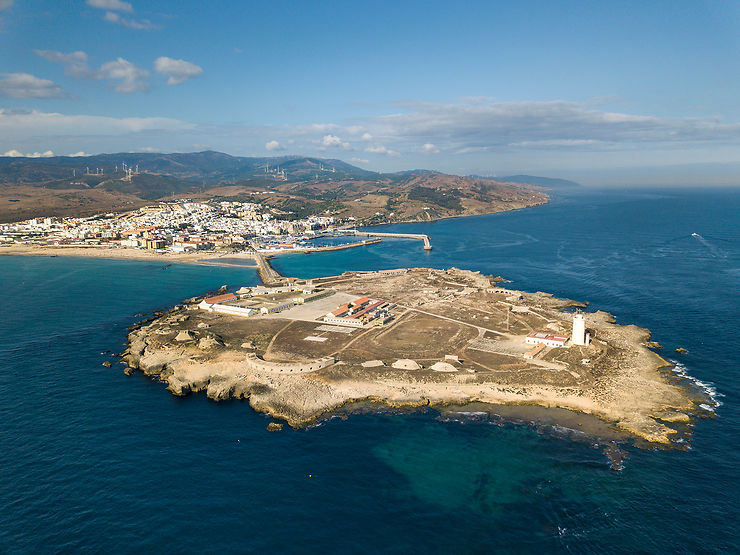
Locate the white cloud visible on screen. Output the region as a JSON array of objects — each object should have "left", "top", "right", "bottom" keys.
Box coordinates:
[
  {"left": 256, "top": 99, "right": 740, "bottom": 162},
  {"left": 154, "top": 57, "right": 203, "bottom": 85},
  {"left": 35, "top": 50, "right": 167, "bottom": 93},
  {"left": 87, "top": 0, "right": 133, "bottom": 13},
  {"left": 68, "top": 151, "right": 89, "bottom": 157},
  {"left": 0, "top": 108, "right": 190, "bottom": 137},
  {"left": 87, "top": 1, "right": 156, "bottom": 29},
  {"left": 34, "top": 50, "right": 95, "bottom": 78},
  {"left": 365, "top": 144, "right": 400, "bottom": 157},
  {"left": 350, "top": 157, "right": 369, "bottom": 165},
  {"left": 321, "top": 134, "right": 342, "bottom": 146},
  {"left": 335, "top": 100, "right": 740, "bottom": 155},
  {"left": 3, "top": 149, "right": 55, "bottom": 157},
  {"left": 6, "top": 99, "right": 739, "bottom": 174},
  {"left": 103, "top": 11, "right": 156, "bottom": 30},
  {"left": 98, "top": 58, "right": 149, "bottom": 93},
  {"left": 0, "top": 73, "right": 66, "bottom": 98},
  {"left": 508, "top": 139, "right": 602, "bottom": 148},
  {"left": 284, "top": 123, "right": 342, "bottom": 136},
  {"left": 454, "top": 146, "right": 489, "bottom": 155},
  {"left": 320, "top": 134, "right": 351, "bottom": 149},
  {"left": 265, "top": 140, "right": 283, "bottom": 151}
]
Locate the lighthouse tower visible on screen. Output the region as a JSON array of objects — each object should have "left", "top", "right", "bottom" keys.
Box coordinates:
[{"left": 572, "top": 313, "right": 589, "bottom": 346}]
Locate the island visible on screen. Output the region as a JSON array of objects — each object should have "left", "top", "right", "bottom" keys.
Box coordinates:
[{"left": 122, "top": 266, "right": 702, "bottom": 446}]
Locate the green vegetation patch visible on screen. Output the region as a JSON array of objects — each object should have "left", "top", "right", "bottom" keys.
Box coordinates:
[
  {"left": 272, "top": 198, "right": 347, "bottom": 220},
  {"left": 407, "top": 186, "right": 464, "bottom": 211}
]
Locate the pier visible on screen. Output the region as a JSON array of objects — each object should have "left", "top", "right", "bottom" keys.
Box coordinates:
[
  {"left": 260, "top": 238, "right": 382, "bottom": 255},
  {"left": 350, "top": 230, "right": 432, "bottom": 250},
  {"left": 308, "top": 238, "right": 382, "bottom": 252},
  {"left": 253, "top": 251, "right": 283, "bottom": 285}
]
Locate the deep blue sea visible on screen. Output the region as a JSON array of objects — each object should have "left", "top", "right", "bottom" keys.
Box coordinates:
[{"left": 1, "top": 187, "right": 738, "bottom": 553}]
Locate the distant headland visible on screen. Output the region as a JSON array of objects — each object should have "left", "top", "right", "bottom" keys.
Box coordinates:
[{"left": 0, "top": 150, "right": 549, "bottom": 224}]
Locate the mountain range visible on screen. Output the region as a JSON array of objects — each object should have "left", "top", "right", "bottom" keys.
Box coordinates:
[{"left": 0, "top": 151, "right": 556, "bottom": 223}]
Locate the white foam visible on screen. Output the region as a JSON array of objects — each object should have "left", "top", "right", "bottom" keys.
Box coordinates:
[
  {"left": 307, "top": 416, "right": 343, "bottom": 429},
  {"left": 549, "top": 424, "right": 589, "bottom": 438},
  {"left": 437, "top": 411, "right": 488, "bottom": 424},
  {"left": 691, "top": 233, "right": 727, "bottom": 258},
  {"left": 669, "top": 360, "right": 723, "bottom": 410},
  {"left": 673, "top": 437, "right": 693, "bottom": 450}
]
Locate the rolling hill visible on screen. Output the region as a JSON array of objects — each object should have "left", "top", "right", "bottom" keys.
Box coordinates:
[{"left": 0, "top": 151, "right": 549, "bottom": 223}]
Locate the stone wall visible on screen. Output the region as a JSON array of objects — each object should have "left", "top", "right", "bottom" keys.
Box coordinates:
[{"left": 244, "top": 353, "right": 336, "bottom": 374}]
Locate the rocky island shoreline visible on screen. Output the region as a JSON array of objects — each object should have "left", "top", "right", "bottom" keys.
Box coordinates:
[{"left": 120, "top": 266, "right": 710, "bottom": 447}]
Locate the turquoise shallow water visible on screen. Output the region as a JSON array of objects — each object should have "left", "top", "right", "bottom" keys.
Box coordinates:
[{"left": 1, "top": 187, "right": 739, "bottom": 552}]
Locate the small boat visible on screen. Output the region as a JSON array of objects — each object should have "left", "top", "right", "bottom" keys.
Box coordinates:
[{"left": 691, "top": 232, "right": 699, "bottom": 237}]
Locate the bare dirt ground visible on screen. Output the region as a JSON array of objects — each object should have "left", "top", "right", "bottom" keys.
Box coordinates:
[{"left": 0, "top": 186, "right": 148, "bottom": 223}]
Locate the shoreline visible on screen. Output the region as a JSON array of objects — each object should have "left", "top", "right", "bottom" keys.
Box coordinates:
[
  {"left": 0, "top": 245, "right": 259, "bottom": 266},
  {"left": 0, "top": 200, "right": 550, "bottom": 264},
  {"left": 352, "top": 196, "right": 549, "bottom": 230},
  {"left": 121, "top": 267, "right": 710, "bottom": 447}
]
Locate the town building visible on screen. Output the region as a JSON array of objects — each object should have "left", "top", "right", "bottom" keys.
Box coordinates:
[
  {"left": 525, "top": 331, "right": 569, "bottom": 348},
  {"left": 260, "top": 301, "right": 296, "bottom": 314},
  {"left": 203, "top": 293, "right": 237, "bottom": 304}
]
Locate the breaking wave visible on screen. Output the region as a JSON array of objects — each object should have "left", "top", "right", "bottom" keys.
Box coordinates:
[{"left": 669, "top": 360, "right": 723, "bottom": 412}]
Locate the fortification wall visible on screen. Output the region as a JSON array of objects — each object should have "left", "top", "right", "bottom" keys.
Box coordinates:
[{"left": 244, "top": 353, "right": 336, "bottom": 374}]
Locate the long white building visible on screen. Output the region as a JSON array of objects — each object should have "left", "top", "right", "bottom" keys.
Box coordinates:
[{"left": 525, "top": 331, "right": 569, "bottom": 348}]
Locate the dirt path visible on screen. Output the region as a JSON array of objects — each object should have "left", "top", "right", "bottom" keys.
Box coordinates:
[{"left": 263, "top": 320, "right": 295, "bottom": 358}]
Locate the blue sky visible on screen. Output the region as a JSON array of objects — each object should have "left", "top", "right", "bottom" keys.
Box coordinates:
[{"left": 1, "top": 0, "right": 740, "bottom": 184}]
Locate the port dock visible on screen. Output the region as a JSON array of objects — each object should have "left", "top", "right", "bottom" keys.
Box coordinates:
[{"left": 350, "top": 230, "right": 432, "bottom": 250}]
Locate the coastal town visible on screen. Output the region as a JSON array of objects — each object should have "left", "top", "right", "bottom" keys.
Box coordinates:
[{"left": 0, "top": 199, "right": 349, "bottom": 254}]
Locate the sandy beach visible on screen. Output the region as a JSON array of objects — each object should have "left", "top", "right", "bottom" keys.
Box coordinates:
[{"left": 0, "top": 244, "right": 258, "bottom": 267}]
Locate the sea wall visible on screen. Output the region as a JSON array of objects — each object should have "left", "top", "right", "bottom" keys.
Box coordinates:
[{"left": 244, "top": 353, "right": 335, "bottom": 374}]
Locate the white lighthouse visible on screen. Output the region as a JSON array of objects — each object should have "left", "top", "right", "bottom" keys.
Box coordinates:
[{"left": 572, "top": 313, "right": 589, "bottom": 346}]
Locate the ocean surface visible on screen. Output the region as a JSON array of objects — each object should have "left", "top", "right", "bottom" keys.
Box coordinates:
[{"left": 1, "top": 187, "right": 738, "bottom": 553}]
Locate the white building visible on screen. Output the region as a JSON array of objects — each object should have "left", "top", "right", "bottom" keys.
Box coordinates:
[
  {"left": 572, "top": 313, "right": 590, "bottom": 346},
  {"left": 322, "top": 316, "right": 364, "bottom": 328},
  {"left": 260, "top": 301, "right": 295, "bottom": 314},
  {"left": 525, "top": 331, "right": 569, "bottom": 348}
]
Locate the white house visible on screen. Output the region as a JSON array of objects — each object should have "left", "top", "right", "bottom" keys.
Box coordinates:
[{"left": 525, "top": 331, "right": 568, "bottom": 348}]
